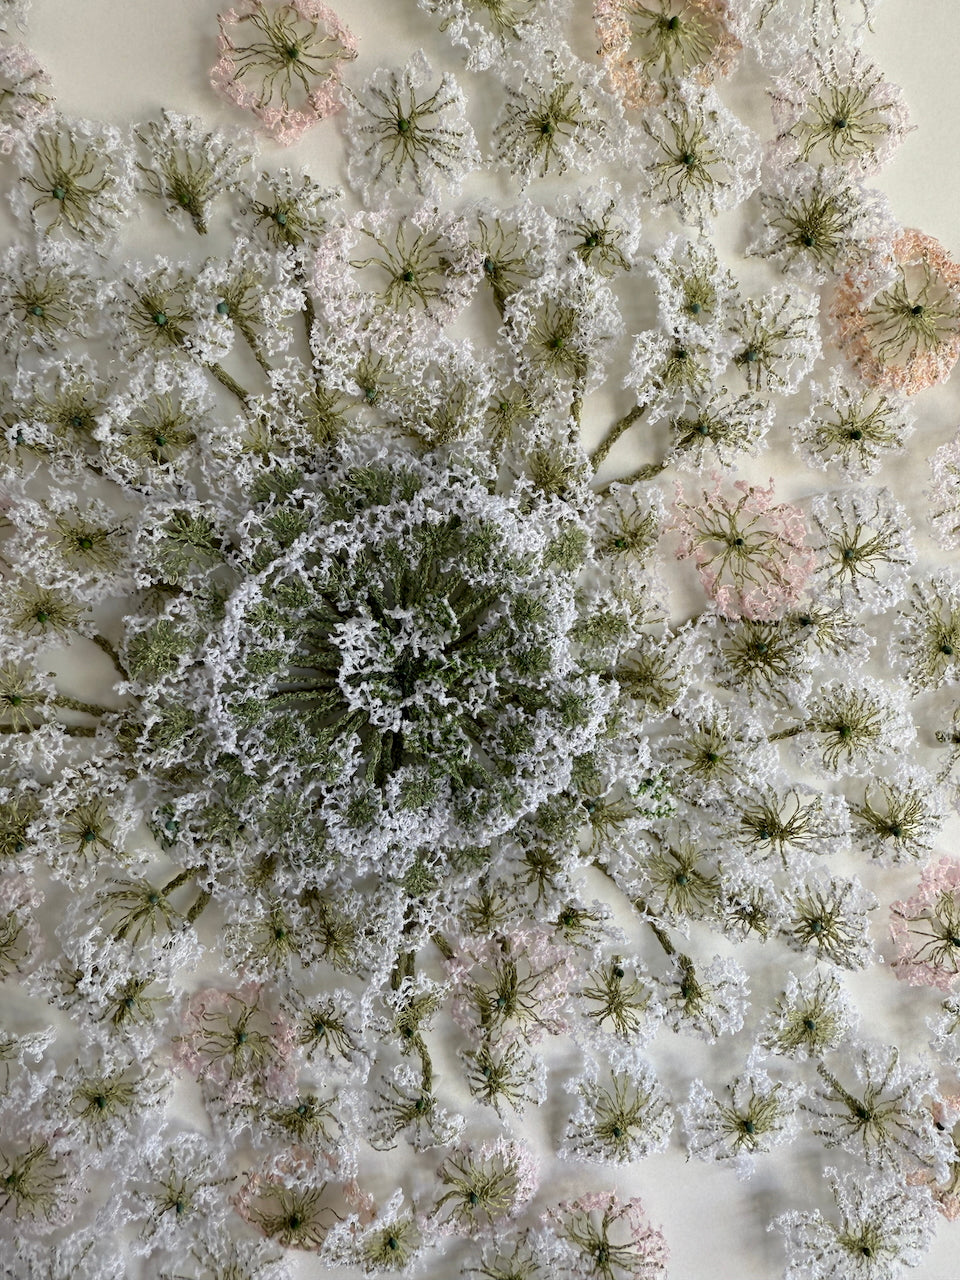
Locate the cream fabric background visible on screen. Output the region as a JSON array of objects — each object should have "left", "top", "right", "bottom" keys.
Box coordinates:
[{"left": 8, "top": 2, "right": 960, "bottom": 1277}]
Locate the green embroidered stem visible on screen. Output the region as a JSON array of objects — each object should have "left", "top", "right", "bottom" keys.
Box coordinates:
[
  {"left": 236, "top": 321, "right": 274, "bottom": 376},
  {"left": 769, "top": 724, "right": 805, "bottom": 741},
  {"left": 0, "top": 722, "right": 96, "bottom": 737},
  {"left": 634, "top": 896, "right": 678, "bottom": 959},
  {"left": 293, "top": 261, "right": 326, "bottom": 400},
  {"left": 618, "top": 459, "right": 669, "bottom": 484},
  {"left": 90, "top": 632, "right": 125, "bottom": 676},
  {"left": 184, "top": 889, "right": 211, "bottom": 925},
  {"left": 413, "top": 1031, "right": 434, "bottom": 1096},
  {"left": 390, "top": 946, "right": 416, "bottom": 992},
  {"left": 593, "top": 862, "right": 677, "bottom": 958},
  {"left": 50, "top": 694, "right": 114, "bottom": 718},
  {"left": 590, "top": 404, "right": 645, "bottom": 470},
  {"left": 570, "top": 374, "right": 587, "bottom": 431},
  {"left": 293, "top": 262, "right": 318, "bottom": 346},
  {"left": 432, "top": 931, "right": 454, "bottom": 961},
  {"left": 205, "top": 361, "right": 253, "bottom": 407},
  {"left": 161, "top": 865, "right": 206, "bottom": 896}
]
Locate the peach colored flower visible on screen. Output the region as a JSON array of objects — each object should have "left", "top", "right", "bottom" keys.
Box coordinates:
[
  {"left": 595, "top": 0, "right": 740, "bottom": 110},
  {"left": 831, "top": 228, "right": 960, "bottom": 395}
]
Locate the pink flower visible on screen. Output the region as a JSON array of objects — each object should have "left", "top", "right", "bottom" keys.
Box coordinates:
[
  {"left": 545, "top": 1192, "right": 668, "bottom": 1279},
  {"left": 906, "top": 1096, "right": 960, "bottom": 1220},
  {"left": 594, "top": 0, "right": 740, "bottom": 110},
  {"left": 446, "top": 926, "right": 574, "bottom": 1046},
  {"left": 671, "top": 476, "right": 814, "bottom": 621},
  {"left": 175, "top": 983, "right": 296, "bottom": 1093},
  {"left": 211, "top": 1, "right": 357, "bottom": 145},
  {"left": 891, "top": 857, "right": 960, "bottom": 991}
]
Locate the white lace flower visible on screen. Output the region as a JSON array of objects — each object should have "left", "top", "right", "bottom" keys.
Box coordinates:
[
  {"left": 681, "top": 1060, "right": 802, "bottom": 1177},
  {"left": 774, "top": 1166, "right": 936, "bottom": 1280},
  {"left": 344, "top": 53, "right": 479, "bottom": 202},
  {"left": 637, "top": 81, "right": 760, "bottom": 226}
]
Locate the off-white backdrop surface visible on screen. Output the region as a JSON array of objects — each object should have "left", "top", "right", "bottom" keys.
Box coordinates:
[{"left": 7, "top": 2, "right": 960, "bottom": 1278}]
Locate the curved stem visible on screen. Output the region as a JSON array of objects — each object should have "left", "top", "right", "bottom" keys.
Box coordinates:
[
  {"left": 162, "top": 865, "right": 206, "bottom": 897},
  {"left": 89, "top": 632, "right": 125, "bottom": 677},
  {"left": 184, "top": 889, "right": 211, "bottom": 926},
  {"left": 237, "top": 322, "right": 274, "bottom": 376},
  {"left": 593, "top": 860, "right": 678, "bottom": 957},
  {"left": 432, "top": 931, "right": 454, "bottom": 961}
]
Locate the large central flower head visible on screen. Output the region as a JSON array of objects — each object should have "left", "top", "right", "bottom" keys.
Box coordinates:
[{"left": 138, "top": 439, "right": 615, "bottom": 884}]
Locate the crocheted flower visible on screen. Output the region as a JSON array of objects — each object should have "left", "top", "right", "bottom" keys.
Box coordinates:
[
  {"left": 490, "top": 45, "right": 626, "bottom": 187},
  {"left": 769, "top": 48, "right": 911, "bottom": 177},
  {"left": 544, "top": 1192, "right": 668, "bottom": 1280},
  {"left": 796, "top": 367, "right": 914, "bottom": 477},
  {"left": 637, "top": 81, "right": 760, "bottom": 225},
  {"left": 892, "top": 859, "right": 960, "bottom": 992},
  {"left": 342, "top": 53, "right": 480, "bottom": 203},
  {"left": 748, "top": 161, "right": 897, "bottom": 288},
  {"left": 595, "top": 0, "right": 741, "bottom": 110},
  {"left": 419, "top": 0, "right": 569, "bottom": 73},
  {"left": 774, "top": 1166, "right": 937, "bottom": 1280},
  {"left": 671, "top": 476, "right": 814, "bottom": 621},
  {"left": 832, "top": 228, "right": 960, "bottom": 395},
  {"left": 121, "top": 438, "right": 617, "bottom": 883},
  {"left": 211, "top": 1, "right": 357, "bottom": 145}
]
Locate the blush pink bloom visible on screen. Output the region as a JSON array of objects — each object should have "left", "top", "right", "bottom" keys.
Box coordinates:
[
  {"left": 211, "top": 1, "right": 357, "bottom": 145},
  {"left": 547, "top": 1192, "right": 669, "bottom": 1279},
  {"left": 671, "top": 476, "right": 814, "bottom": 621},
  {"left": 891, "top": 857, "right": 960, "bottom": 991},
  {"left": 175, "top": 983, "right": 297, "bottom": 1096},
  {"left": 446, "top": 926, "right": 575, "bottom": 1046},
  {"left": 594, "top": 0, "right": 740, "bottom": 110},
  {"left": 907, "top": 1096, "right": 960, "bottom": 1220}
]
